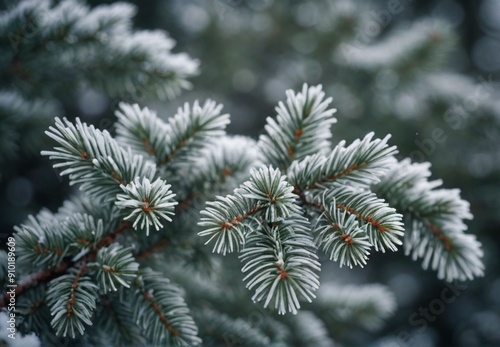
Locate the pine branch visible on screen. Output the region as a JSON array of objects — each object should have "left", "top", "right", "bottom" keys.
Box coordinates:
[
  {"left": 372, "top": 159, "right": 484, "bottom": 281},
  {"left": 240, "top": 217, "right": 321, "bottom": 315},
  {"left": 198, "top": 166, "right": 298, "bottom": 255},
  {"left": 42, "top": 117, "right": 157, "bottom": 202},
  {"left": 315, "top": 206, "right": 372, "bottom": 268},
  {"left": 284, "top": 311, "right": 335, "bottom": 347},
  {"left": 131, "top": 268, "right": 201, "bottom": 346},
  {"left": 306, "top": 185, "right": 404, "bottom": 253},
  {"left": 86, "top": 294, "right": 147, "bottom": 346},
  {"left": 46, "top": 265, "right": 99, "bottom": 338},
  {"left": 258, "top": 83, "right": 337, "bottom": 169},
  {"left": 193, "top": 308, "right": 271, "bottom": 346},
  {"left": 90, "top": 244, "right": 139, "bottom": 293},
  {"left": 313, "top": 283, "right": 397, "bottom": 331},
  {"left": 115, "top": 100, "right": 229, "bottom": 171},
  {"left": 288, "top": 132, "right": 397, "bottom": 189},
  {"left": 1, "top": 0, "right": 198, "bottom": 99},
  {"left": 116, "top": 177, "right": 178, "bottom": 235},
  {"left": 181, "top": 135, "right": 263, "bottom": 197}
]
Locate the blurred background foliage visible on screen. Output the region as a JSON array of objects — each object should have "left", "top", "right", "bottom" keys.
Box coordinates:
[{"left": 1, "top": 0, "right": 499, "bottom": 346}]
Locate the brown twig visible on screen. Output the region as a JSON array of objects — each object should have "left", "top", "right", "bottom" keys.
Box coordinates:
[
  {"left": 134, "top": 239, "right": 170, "bottom": 261},
  {"left": 0, "top": 221, "right": 132, "bottom": 308},
  {"left": 306, "top": 162, "right": 367, "bottom": 190},
  {"left": 143, "top": 290, "right": 179, "bottom": 336},
  {"left": 428, "top": 223, "right": 452, "bottom": 252}
]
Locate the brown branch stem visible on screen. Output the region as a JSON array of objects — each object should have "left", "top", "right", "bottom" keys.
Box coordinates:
[
  {"left": 143, "top": 290, "right": 179, "bottom": 336},
  {"left": 428, "top": 223, "right": 452, "bottom": 252},
  {"left": 134, "top": 239, "right": 170, "bottom": 261},
  {"left": 306, "top": 162, "right": 367, "bottom": 190},
  {"left": 1, "top": 221, "right": 132, "bottom": 308}
]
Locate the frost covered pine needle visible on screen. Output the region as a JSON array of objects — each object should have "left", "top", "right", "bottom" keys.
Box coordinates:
[{"left": 116, "top": 177, "right": 178, "bottom": 235}]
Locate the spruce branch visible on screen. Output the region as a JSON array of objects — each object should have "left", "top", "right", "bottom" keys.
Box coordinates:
[
  {"left": 58, "top": 196, "right": 122, "bottom": 234},
  {"left": 116, "top": 177, "right": 178, "bottom": 235},
  {"left": 42, "top": 117, "right": 156, "bottom": 201},
  {"left": 313, "top": 283, "right": 397, "bottom": 331},
  {"left": 2, "top": 220, "right": 132, "bottom": 307},
  {"left": 198, "top": 194, "right": 262, "bottom": 255},
  {"left": 115, "top": 102, "right": 171, "bottom": 161},
  {"left": 87, "top": 294, "right": 147, "bottom": 346},
  {"left": 198, "top": 166, "right": 298, "bottom": 255},
  {"left": 182, "top": 135, "right": 263, "bottom": 196},
  {"left": 5, "top": 76, "right": 486, "bottom": 344},
  {"left": 320, "top": 185, "right": 405, "bottom": 252},
  {"left": 240, "top": 166, "right": 299, "bottom": 221},
  {"left": 115, "top": 100, "right": 230, "bottom": 184},
  {"left": 258, "top": 83, "right": 337, "bottom": 169},
  {"left": 160, "top": 100, "right": 230, "bottom": 168},
  {"left": 65, "top": 213, "right": 104, "bottom": 255},
  {"left": 15, "top": 214, "right": 70, "bottom": 269},
  {"left": 1, "top": 0, "right": 199, "bottom": 99},
  {"left": 132, "top": 268, "right": 201, "bottom": 346},
  {"left": 373, "top": 159, "right": 484, "bottom": 281},
  {"left": 90, "top": 244, "right": 139, "bottom": 293},
  {"left": 315, "top": 206, "right": 372, "bottom": 268},
  {"left": 288, "top": 132, "right": 397, "bottom": 189},
  {"left": 301, "top": 185, "right": 404, "bottom": 254},
  {"left": 46, "top": 266, "right": 98, "bottom": 338},
  {"left": 240, "top": 217, "right": 321, "bottom": 315}
]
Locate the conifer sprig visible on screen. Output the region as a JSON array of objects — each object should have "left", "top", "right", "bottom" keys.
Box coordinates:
[
  {"left": 46, "top": 267, "right": 98, "bottom": 338},
  {"left": 90, "top": 244, "right": 139, "bottom": 293},
  {"left": 42, "top": 117, "right": 156, "bottom": 201},
  {"left": 131, "top": 268, "right": 201, "bottom": 346},
  {"left": 15, "top": 214, "right": 69, "bottom": 269},
  {"left": 240, "top": 217, "right": 321, "bottom": 315},
  {"left": 198, "top": 194, "right": 258, "bottom": 255},
  {"left": 288, "top": 132, "right": 397, "bottom": 189},
  {"left": 315, "top": 206, "right": 372, "bottom": 268},
  {"left": 240, "top": 166, "right": 298, "bottom": 221},
  {"left": 1, "top": 0, "right": 199, "bottom": 99},
  {"left": 116, "top": 177, "right": 177, "bottom": 235},
  {"left": 115, "top": 100, "right": 230, "bottom": 176},
  {"left": 5, "top": 80, "right": 484, "bottom": 345},
  {"left": 313, "top": 283, "right": 397, "bottom": 331},
  {"left": 258, "top": 84, "right": 337, "bottom": 169},
  {"left": 373, "top": 159, "right": 484, "bottom": 281},
  {"left": 319, "top": 185, "right": 404, "bottom": 252},
  {"left": 198, "top": 166, "right": 299, "bottom": 255}
]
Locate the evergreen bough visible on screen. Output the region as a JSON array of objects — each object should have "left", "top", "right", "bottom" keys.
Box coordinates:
[
  {"left": 1, "top": 83, "right": 484, "bottom": 346},
  {"left": 0, "top": 0, "right": 199, "bottom": 162}
]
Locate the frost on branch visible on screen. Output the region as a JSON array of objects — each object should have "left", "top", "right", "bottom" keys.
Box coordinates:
[{"left": 116, "top": 177, "right": 177, "bottom": 235}]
